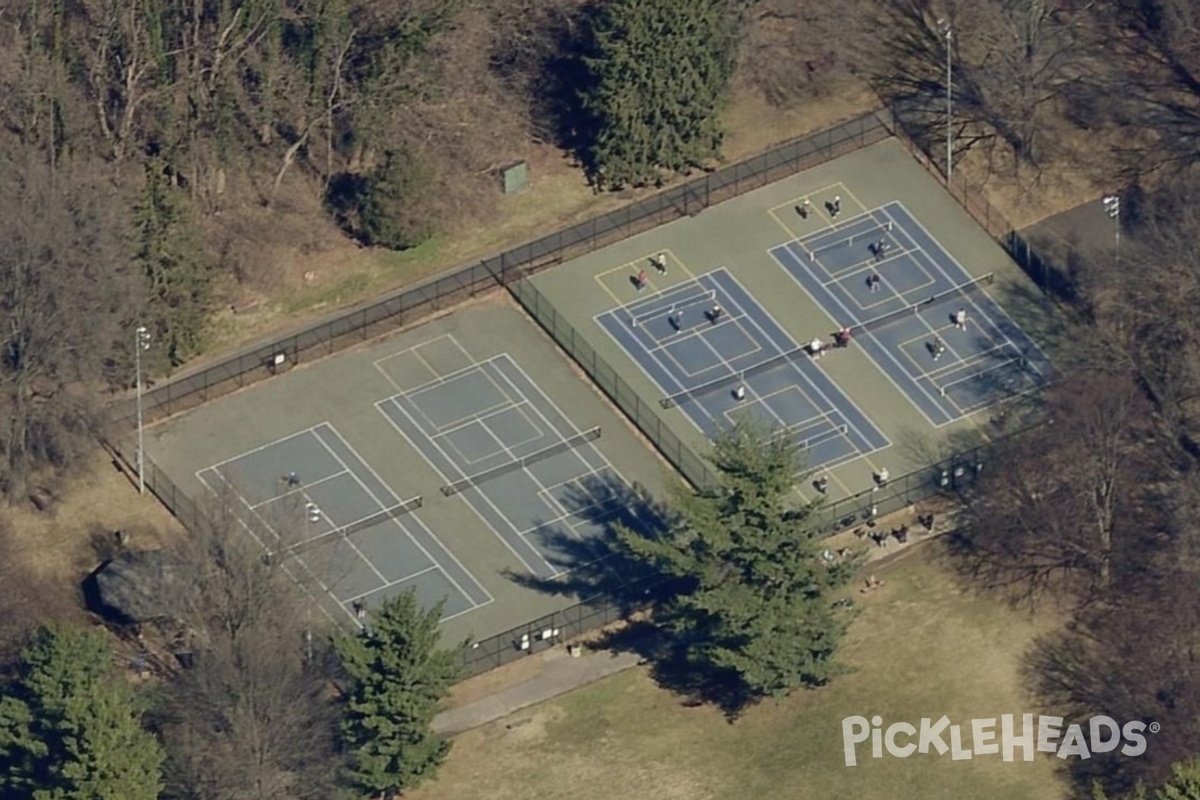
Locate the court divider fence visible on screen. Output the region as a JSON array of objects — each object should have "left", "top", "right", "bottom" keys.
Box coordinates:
[{"left": 102, "top": 101, "right": 1053, "bottom": 682}]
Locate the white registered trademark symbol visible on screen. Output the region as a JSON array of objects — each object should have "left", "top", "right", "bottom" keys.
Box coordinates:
[{"left": 1149, "top": 722, "right": 1161, "bottom": 734}]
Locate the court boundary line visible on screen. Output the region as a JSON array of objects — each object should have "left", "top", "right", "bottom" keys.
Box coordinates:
[
  {"left": 309, "top": 429, "right": 449, "bottom": 593},
  {"left": 592, "top": 248, "right": 698, "bottom": 307},
  {"left": 311, "top": 423, "right": 493, "bottom": 618},
  {"left": 489, "top": 356, "right": 629, "bottom": 543},
  {"left": 197, "top": 466, "right": 352, "bottom": 628},
  {"left": 245, "top": 469, "right": 348, "bottom": 510},
  {"left": 592, "top": 267, "right": 878, "bottom": 489},
  {"left": 884, "top": 202, "right": 1053, "bottom": 367},
  {"left": 774, "top": 241, "right": 950, "bottom": 428},
  {"left": 375, "top": 378, "right": 548, "bottom": 576},
  {"left": 767, "top": 182, "right": 844, "bottom": 240},
  {"left": 205, "top": 424, "right": 329, "bottom": 474},
  {"left": 719, "top": 269, "right": 887, "bottom": 474}
]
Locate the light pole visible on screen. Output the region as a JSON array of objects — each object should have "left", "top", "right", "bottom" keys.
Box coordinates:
[
  {"left": 135, "top": 325, "right": 152, "bottom": 494},
  {"left": 938, "top": 19, "right": 953, "bottom": 179},
  {"left": 1103, "top": 194, "right": 1120, "bottom": 264}
]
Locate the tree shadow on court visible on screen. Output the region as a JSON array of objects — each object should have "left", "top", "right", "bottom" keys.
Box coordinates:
[{"left": 503, "top": 471, "right": 764, "bottom": 718}]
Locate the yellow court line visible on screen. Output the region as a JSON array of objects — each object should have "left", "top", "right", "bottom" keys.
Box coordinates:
[
  {"left": 591, "top": 267, "right": 627, "bottom": 307},
  {"left": 660, "top": 247, "right": 697, "bottom": 279},
  {"left": 767, "top": 181, "right": 843, "bottom": 241},
  {"left": 593, "top": 249, "right": 694, "bottom": 307},
  {"left": 840, "top": 183, "right": 873, "bottom": 218}
]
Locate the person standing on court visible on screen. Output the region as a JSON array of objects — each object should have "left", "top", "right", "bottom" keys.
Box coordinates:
[
  {"left": 954, "top": 308, "right": 968, "bottom": 330},
  {"left": 654, "top": 253, "right": 667, "bottom": 274},
  {"left": 636, "top": 269, "right": 647, "bottom": 291}
]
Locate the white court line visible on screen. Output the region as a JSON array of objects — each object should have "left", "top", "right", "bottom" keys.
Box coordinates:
[
  {"left": 820, "top": 245, "right": 928, "bottom": 288},
  {"left": 393, "top": 356, "right": 515, "bottom": 438},
  {"left": 774, "top": 242, "right": 949, "bottom": 428},
  {"left": 627, "top": 290, "right": 717, "bottom": 329},
  {"left": 428, "top": 397, "right": 514, "bottom": 436},
  {"left": 635, "top": 272, "right": 769, "bottom": 428},
  {"left": 884, "top": 202, "right": 1052, "bottom": 366},
  {"left": 919, "top": 342, "right": 1020, "bottom": 381},
  {"left": 375, "top": 392, "right": 544, "bottom": 577},
  {"left": 248, "top": 470, "right": 348, "bottom": 510},
  {"left": 375, "top": 355, "right": 497, "bottom": 404},
  {"left": 295, "top": 437, "right": 390, "bottom": 585},
  {"left": 483, "top": 360, "right": 598, "bottom": 531},
  {"left": 619, "top": 278, "right": 713, "bottom": 318},
  {"left": 197, "top": 468, "right": 351, "bottom": 628},
  {"left": 872, "top": 263, "right": 972, "bottom": 365},
  {"left": 938, "top": 357, "right": 1026, "bottom": 393},
  {"left": 497, "top": 355, "right": 644, "bottom": 535},
  {"left": 205, "top": 424, "right": 328, "bottom": 473},
  {"left": 429, "top": 398, "right": 538, "bottom": 441},
  {"left": 311, "top": 423, "right": 493, "bottom": 609},
  {"left": 721, "top": 268, "right": 890, "bottom": 455},
  {"left": 342, "top": 564, "right": 441, "bottom": 604}
]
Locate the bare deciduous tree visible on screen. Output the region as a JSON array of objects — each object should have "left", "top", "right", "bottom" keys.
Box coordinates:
[
  {"left": 0, "top": 156, "right": 136, "bottom": 502},
  {"left": 153, "top": 488, "right": 343, "bottom": 800},
  {"left": 956, "top": 373, "right": 1157, "bottom": 604}
]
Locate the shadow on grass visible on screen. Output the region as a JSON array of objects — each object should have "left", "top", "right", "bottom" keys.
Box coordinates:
[{"left": 502, "top": 469, "right": 756, "bottom": 718}]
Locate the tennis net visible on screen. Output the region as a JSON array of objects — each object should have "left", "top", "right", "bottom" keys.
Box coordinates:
[
  {"left": 440, "top": 426, "right": 601, "bottom": 496},
  {"left": 629, "top": 290, "right": 716, "bottom": 328},
  {"left": 660, "top": 345, "right": 807, "bottom": 408},
  {"left": 271, "top": 494, "right": 424, "bottom": 560},
  {"left": 806, "top": 225, "right": 894, "bottom": 262},
  {"left": 797, "top": 424, "right": 849, "bottom": 450},
  {"left": 852, "top": 272, "right": 995, "bottom": 336}
]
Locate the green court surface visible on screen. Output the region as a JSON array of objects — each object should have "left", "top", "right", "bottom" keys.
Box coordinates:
[
  {"left": 529, "top": 138, "right": 1060, "bottom": 504},
  {"left": 145, "top": 299, "right": 671, "bottom": 646}
]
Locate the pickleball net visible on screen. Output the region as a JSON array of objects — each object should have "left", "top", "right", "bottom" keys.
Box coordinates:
[
  {"left": 270, "top": 494, "right": 424, "bottom": 561},
  {"left": 804, "top": 224, "right": 897, "bottom": 262},
  {"left": 628, "top": 290, "right": 717, "bottom": 328},
  {"left": 658, "top": 273, "right": 996, "bottom": 409},
  {"left": 850, "top": 272, "right": 994, "bottom": 336},
  {"left": 440, "top": 426, "right": 601, "bottom": 496},
  {"left": 660, "top": 345, "right": 809, "bottom": 408}
]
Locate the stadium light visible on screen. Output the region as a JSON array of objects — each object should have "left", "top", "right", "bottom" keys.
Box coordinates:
[
  {"left": 134, "top": 325, "right": 152, "bottom": 494},
  {"left": 1103, "top": 195, "right": 1120, "bottom": 263},
  {"left": 938, "top": 19, "right": 953, "bottom": 180}
]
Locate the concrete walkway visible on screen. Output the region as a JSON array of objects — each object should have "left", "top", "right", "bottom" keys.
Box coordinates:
[
  {"left": 433, "top": 504, "right": 958, "bottom": 736},
  {"left": 434, "top": 647, "right": 643, "bottom": 736}
]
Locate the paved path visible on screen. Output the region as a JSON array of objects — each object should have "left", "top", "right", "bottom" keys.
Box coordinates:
[
  {"left": 433, "top": 504, "right": 961, "bottom": 736},
  {"left": 434, "top": 647, "right": 644, "bottom": 736}
]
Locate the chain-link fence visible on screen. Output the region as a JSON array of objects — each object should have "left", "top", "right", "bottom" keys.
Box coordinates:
[
  {"left": 106, "top": 104, "right": 1052, "bottom": 681},
  {"left": 108, "top": 110, "right": 892, "bottom": 431}
]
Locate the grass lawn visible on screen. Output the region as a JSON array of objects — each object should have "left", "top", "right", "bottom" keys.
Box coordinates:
[{"left": 412, "top": 544, "right": 1071, "bottom": 800}]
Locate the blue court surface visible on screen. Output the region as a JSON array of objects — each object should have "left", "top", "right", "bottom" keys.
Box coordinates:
[
  {"left": 595, "top": 268, "right": 889, "bottom": 473},
  {"left": 377, "top": 353, "right": 636, "bottom": 581},
  {"left": 197, "top": 423, "right": 491, "bottom": 625},
  {"left": 770, "top": 202, "right": 1052, "bottom": 426}
]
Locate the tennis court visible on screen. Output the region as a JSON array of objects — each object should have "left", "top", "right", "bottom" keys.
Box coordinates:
[
  {"left": 595, "top": 267, "right": 889, "bottom": 473},
  {"left": 376, "top": 345, "right": 634, "bottom": 581},
  {"left": 771, "top": 201, "right": 1052, "bottom": 426},
  {"left": 197, "top": 423, "right": 491, "bottom": 625}
]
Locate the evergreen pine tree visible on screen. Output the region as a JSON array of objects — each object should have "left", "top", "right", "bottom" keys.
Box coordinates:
[
  {"left": 618, "top": 422, "right": 857, "bottom": 705},
  {"left": 581, "top": 0, "right": 737, "bottom": 188},
  {"left": 1092, "top": 757, "right": 1200, "bottom": 800},
  {"left": 0, "top": 624, "right": 164, "bottom": 800},
  {"left": 134, "top": 157, "right": 213, "bottom": 367},
  {"left": 335, "top": 592, "right": 460, "bottom": 797}
]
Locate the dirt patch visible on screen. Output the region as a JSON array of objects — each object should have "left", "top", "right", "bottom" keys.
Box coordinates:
[
  {"left": 3, "top": 448, "right": 186, "bottom": 631},
  {"left": 188, "top": 88, "right": 881, "bottom": 366}
]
